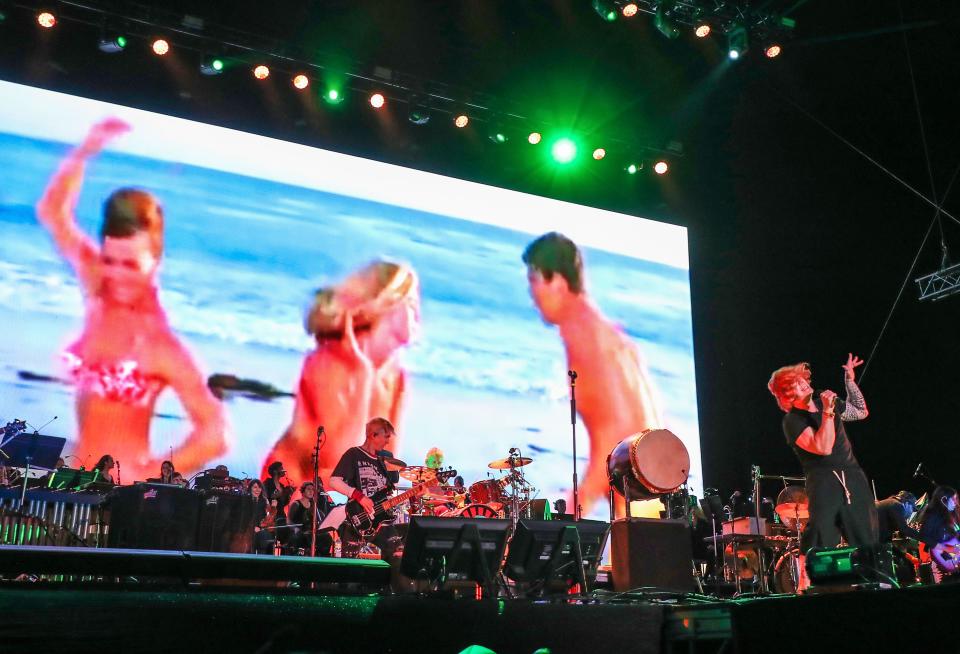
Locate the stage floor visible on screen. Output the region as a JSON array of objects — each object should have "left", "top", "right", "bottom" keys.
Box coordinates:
[{"left": 2, "top": 580, "right": 959, "bottom": 654}]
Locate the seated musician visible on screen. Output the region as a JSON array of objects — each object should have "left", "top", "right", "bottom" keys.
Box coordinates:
[
  {"left": 171, "top": 471, "right": 187, "bottom": 488},
  {"left": 93, "top": 454, "right": 116, "bottom": 484},
  {"left": 876, "top": 490, "right": 920, "bottom": 543},
  {"left": 328, "top": 417, "right": 401, "bottom": 560},
  {"left": 248, "top": 479, "right": 274, "bottom": 554},
  {"left": 263, "top": 461, "right": 294, "bottom": 545},
  {"left": 918, "top": 485, "right": 960, "bottom": 583},
  {"left": 287, "top": 481, "right": 334, "bottom": 555},
  {"left": 146, "top": 460, "right": 176, "bottom": 484}
]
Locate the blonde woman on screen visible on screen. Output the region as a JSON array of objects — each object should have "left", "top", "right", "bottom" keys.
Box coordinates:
[
  {"left": 36, "top": 118, "right": 227, "bottom": 482},
  {"left": 261, "top": 260, "right": 419, "bottom": 485}
]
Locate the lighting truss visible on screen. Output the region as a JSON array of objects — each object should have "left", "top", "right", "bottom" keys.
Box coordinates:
[{"left": 915, "top": 263, "right": 960, "bottom": 302}]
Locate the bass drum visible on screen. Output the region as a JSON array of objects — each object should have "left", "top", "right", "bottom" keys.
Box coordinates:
[
  {"left": 469, "top": 480, "right": 505, "bottom": 506},
  {"left": 606, "top": 429, "right": 690, "bottom": 500},
  {"left": 444, "top": 504, "right": 501, "bottom": 519},
  {"left": 772, "top": 548, "right": 803, "bottom": 594}
]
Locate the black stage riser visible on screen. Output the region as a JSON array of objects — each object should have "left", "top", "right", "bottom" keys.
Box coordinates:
[{"left": 0, "top": 545, "right": 389, "bottom": 584}]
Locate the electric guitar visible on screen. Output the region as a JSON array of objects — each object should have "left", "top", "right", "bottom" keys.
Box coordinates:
[
  {"left": 326, "top": 469, "right": 457, "bottom": 539},
  {"left": 931, "top": 537, "right": 960, "bottom": 580}
]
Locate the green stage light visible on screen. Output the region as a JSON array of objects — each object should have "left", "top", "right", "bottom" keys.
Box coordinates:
[
  {"left": 324, "top": 88, "right": 345, "bottom": 104},
  {"left": 626, "top": 162, "right": 641, "bottom": 175},
  {"left": 551, "top": 138, "right": 577, "bottom": 164},
  {"left": 200, "top": 56, "right": 224, "bottom": 75},
  {"left": 98, "top": 35, "right": 127, "bottom": 53},
  {"left": 592, "top": 0, "right": 618, "bottom": 22}
]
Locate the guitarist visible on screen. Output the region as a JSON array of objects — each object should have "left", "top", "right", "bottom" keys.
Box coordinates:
[
  {"left": 329, "top": 417, "right": 401, "bottom": 559},
  {"left": 919, "top": 485, "right": 960, "bottom": 583}
]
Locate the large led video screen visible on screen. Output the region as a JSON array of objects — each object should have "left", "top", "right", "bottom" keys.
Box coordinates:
[{"left": 0, "top": 80, "right": 700, "bottom": 517}]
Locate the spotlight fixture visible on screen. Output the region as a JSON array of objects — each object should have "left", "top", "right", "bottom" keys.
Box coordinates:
[
  {"left": 727, "top": 26, "right": 748, "bottom": 60},
  {"left": 407, "top": 97, "right": 432, "bottom": 125},
  {"left": 200, "top": 56, "right": 224, "bottom": 75},
  {"left": 654, "top": 2, "right": 680, "bottom": 39},
  {"left": 626, "top": 162, "right": 643, "bottom": 175},
  {"left": 654, "top": 160, "right": 669, "bottom": 175},
  {"left": 98, "top": 35, "right": 127, "bottom": 53},
  {"left": 293, "top": 74, "right": 309, "bottom": 90},
  {"left": 694, "top": 23, "right": 711, "bottom": 38},
  {"left": 620, "top": 3, "right": 639, "bottom": 18},
  {"left": 369, "top": 92, "right": 386, "bottom": 109},
  {"left": 323, "top": 88, "right": 344, "bottom": 104},
  {"left": 253, "top": 65, "right": 270, "bottom": 80},
  {"left": 37, "top": 11, "right": 56, "bottom": 29},
  {"left": 489, "top": 124, "right": 509, "bottom": 144},
  {"left": 151, "top": 39, "right": 170, "bottom": 56},
  {"left": 527, "top": 132, "right": 542, "bottom": 145},
  {"left": 593, "top": 148, "right": 606, "bottom": 160},
  {"left": 592, "top": 0, "right": 618, "bottom": 22},
  {"left": 551, "top": 138, "right": 577, "bottom": 164},
  {"left": 454, "top": 114, "right": 469, "bottom": 128},
  {"left": 764, "top": 43, "right": 782, "bottom": 58}
]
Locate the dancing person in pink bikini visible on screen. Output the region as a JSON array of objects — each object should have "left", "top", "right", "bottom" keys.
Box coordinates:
[{"left": 36, "top": 118, "right": 227, "bottom": 482}]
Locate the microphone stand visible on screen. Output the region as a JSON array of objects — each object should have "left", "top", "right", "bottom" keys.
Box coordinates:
[
  {"left": 568, "top": 370, "right": 580, "bottom": 521},
  {"left": 310, "top": 426, "right": 325, "bottom": 558}
]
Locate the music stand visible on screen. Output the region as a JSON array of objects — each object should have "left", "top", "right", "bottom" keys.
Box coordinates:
[{"left": 0, "top": 433, "right": 66, "bottom": 505}]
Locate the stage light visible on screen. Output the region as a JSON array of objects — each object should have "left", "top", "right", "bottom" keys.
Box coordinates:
[
  {"left": 694, "top": 23, "right": 711, "bottom": 38},
  {"left": 592, "top": 0, "right": 618, "bottom": 22},
  {"left": 551, "top": 138, "right": 577, "bottom": 164},
  {"left": 151, "top": 39, "right": 170, "bottom": 56},
  {"left": 293, "top": 74, "right": 309, "bottom": 90},
  {"left": 765, "top": 43, "right": 782, "bottom": 58},
  {"left": 654, "top": 2, "right": 680, "bottom": 39},
  {"left": 527, "top": 132, "right": 542, "bottom": 145},
  {"left": 200, "top": 56, "right": 224, "bottom": 75},
  {"left": 593, "top": 148, "right": 606, "bottom": 160},
  {"left": 408, "top": 105, "right": 432, "bottom": 125},
  {"left": 490, "top": 131, "right": 508, "bottom": 144},
  {"left": 323, "top": 88, "right": 344, "bottom": 104},
  {"left": 727, "top": 26, "right": 747, "bottom": 60},
  {"left": 654, "top": 160, "right": 669, "bottom": 175},
  {"left": 98, "top": 35, "right": 127, "bottom": 53},
  {"left": 454, "top": 114, "right": 469, "bottom": 128},
  {"left": 621, "top": 3, "right": 639, "bottom": 18},
  {"left": 626, "top": 162, "right": 642, "bottom": 175},
  {"left": 369, "top": 92, "right": 385, "bottom": 109},
  {"left": 253, "top": 65, "right": 270, "bottom": 80},
  {"left": 37, "top": 11, "right": 56, "bottom": 29}
]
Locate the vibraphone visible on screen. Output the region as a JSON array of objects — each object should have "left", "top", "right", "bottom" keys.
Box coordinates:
[{"left": 0, "top": 488, "right": 105, "bottom": 546}]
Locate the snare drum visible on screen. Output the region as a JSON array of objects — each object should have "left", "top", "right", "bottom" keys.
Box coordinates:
[{"left": 469, "top": 480, "right": 506, "bottom": 505}]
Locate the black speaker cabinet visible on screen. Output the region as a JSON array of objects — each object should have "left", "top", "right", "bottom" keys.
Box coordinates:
[
  {"left": 195, "top": 491, "right": 255, "bottom": 553},
  {"left": 610, "top": 517, "right": 695, "bottom": 593},
  {"left": 107, "top": 484, "right": 200, "bottom": 550}
]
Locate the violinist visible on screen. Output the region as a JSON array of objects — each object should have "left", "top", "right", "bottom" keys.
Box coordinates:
[
  {"left": 249, "top": 479, "right": 274, "bottom": 554},
  {"left": 287, "top": 481, "right": 333, "bottom": 556},
  {"left": 263, "top": 461, "right": 293, "bottom": 546}
]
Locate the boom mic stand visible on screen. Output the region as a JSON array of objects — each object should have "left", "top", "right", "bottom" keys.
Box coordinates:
[
  {"left": 568, "top": 370, "right": 580, "bottom": 521},
  {"left": 310, "top": 426, "right": 325, "bottom": 558}
]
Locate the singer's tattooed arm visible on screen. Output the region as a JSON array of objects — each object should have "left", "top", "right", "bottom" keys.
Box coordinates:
[{"left": 840, "top": 378, "right": 868, "bottom": 421}]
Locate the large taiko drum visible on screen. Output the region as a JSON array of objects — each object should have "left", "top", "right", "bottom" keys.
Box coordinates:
[{"left": 606, "top": 429, "right": 690, "bottom": 500}]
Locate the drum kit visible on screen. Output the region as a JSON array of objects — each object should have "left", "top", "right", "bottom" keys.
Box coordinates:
[
  {"left": 707, "top": 481, "right": 811, "bottom": 595},
  {"left": 392, "top": 450, "right": 538, "bottom": 528}
]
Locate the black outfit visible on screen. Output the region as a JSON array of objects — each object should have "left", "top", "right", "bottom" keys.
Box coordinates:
[
  {"left": 919, "top": 511, "right": 959, "bottom": 582},
  {"left": 250, "top": 495, "right": 273, "bottom": 554},
  {"left": 782, "top": 393, "right": 878, "bottom": 551},
  {"left": 332, "top": 447, "right": 401, "bottom": 559},
  {"left": 263, "top": 477, "right": 291, "bottom": 544},
  {"left": 875, "top": 498, "right": 921, "bottom": 543}
]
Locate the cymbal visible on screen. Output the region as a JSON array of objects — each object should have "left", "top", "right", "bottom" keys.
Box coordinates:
[
  {"left": 776, "top": 485, "right": 808, "bottom": 505},
  {"left": 488, "top": 456, "right": 533, "bottom": 470},
  {"left": 399, "top": 466, "right": 433, "bottom": 481},
  {"left": 381, "top": 456, "right": 407, "bottom": 472},
  {"left": 774, "top": 502, "right": 810, "bottom": 520}
]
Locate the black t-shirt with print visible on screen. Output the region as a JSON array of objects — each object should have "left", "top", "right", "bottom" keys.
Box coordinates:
[
  {"left": 782, "top": 392, "right": 859, "bottom": 472},
  {"left": 333, "top": 447, "right": 396, "bottom": 498}
]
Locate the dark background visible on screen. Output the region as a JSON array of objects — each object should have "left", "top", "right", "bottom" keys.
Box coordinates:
[{"left": 2, "top": 0, "right": 958, "bottom": 501}]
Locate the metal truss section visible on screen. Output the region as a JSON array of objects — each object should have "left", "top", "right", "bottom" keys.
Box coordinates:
[{"left": 915, "top": 263, "right": 960, "bottom": 302}]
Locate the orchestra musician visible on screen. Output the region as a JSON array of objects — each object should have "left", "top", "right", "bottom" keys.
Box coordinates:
[
  {"left": 287, "top": 481, "right": 334, "bottom": 555},
  {"left": 263, "top": 461, "right": 293, "bottom": 545},
  {"left": 93, "top": 454, "right": 117, "bottom": 485},
  {"left": 248, "top": 479, "right": 275, "bottom": 555},
  {"left": 918, "top": 485, "right": 960, "bottom": 583}
]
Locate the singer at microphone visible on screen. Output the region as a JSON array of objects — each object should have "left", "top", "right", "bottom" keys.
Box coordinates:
[{"left": 768, "top": 353, "right": 877, "bottom": 590}]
